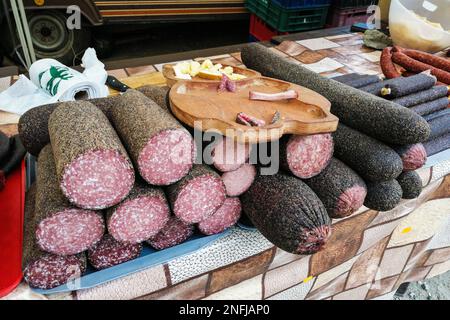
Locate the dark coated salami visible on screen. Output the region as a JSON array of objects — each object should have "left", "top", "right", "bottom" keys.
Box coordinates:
[
  {"left": 392, "top": 143, "right": 427, "bottom": 171},
  {"left": 221, "top": 163, "right": 256, "bottom": 196},
  {"left": 410, "top": 96, "right": 449, "bottom": 116},
  {"left": 35, "top": 145, "right": 104, "bottom": 255},
  {"left": 423, "top": 132, "right": 450, "bottom": 157},
  {"left": 364, "top": 180, "right": 402, "bottom": 211},
  {"left": 397, "top": 171, "right": 422, "bottom": 199},
  {"left": 48, "top": 101, "right": 134, "bottom": 210},
  {"left": 280, "top": 133, "right": 334, "bottom": 179},
  {"left": 110, "top": 90, "right": 195, "bottom": 186},
  {"left": 147, "top": 217, "right": 194, "bottom": 250},
  {"left": 392, "top": 85, "right": 448, "bottom": 108},
  {"left": 211, "top": 136, "right": 252, "bottom": 172},
  {"left": 198, "top": 197, "right": 241, "bottom": 235},
  {"left": 167, "top": 164, "right": 226, "bottom": 224},
  {"left": 87, "top": 234, "right": 142, "bottom": 270},
  {"left": 107, "top": 180, "right": 170, "bottom": 244}
]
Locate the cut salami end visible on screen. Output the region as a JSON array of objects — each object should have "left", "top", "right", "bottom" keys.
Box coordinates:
[
  {"left": 222, "top": 163, "right": 256, "bottom": 197},
  {"left": 108, "top": 195, "right": 170, "bottom": 244},
  {"left": 147, "top": 217, "right": 194, "bottom": 250},
  {"left": 88, "top": 234, "right": 143, "bottom": 270},
  {"left": 23, "top": 253, "right": 85, "bottom": 289},
  {"left": 285, "top": 133, "right": 333, "bottom": 179},
  {"left": 174, "top": 174, "right": 226, "bottom": 223},
  {"left": 401, "top": 144, "right": 427, "bottom": 171},
  {"left": 198, "top": 197, "right": 242, "bottom": 235},
  {"left": 36, "top": 209, "right": 104, "bottom": 256},
  {"left": 61, "top": 149, "right": 134, "bottom": 210},
  {"left": 296, "top": 225, "right": 331, "bottom": 254},
  {"left": 212, "top": 136, "right": 251, "bottom": 172},
  {"left": 138, "top": 129, "right": 194, "bottom": 185},
  {"left": 335, "top": 185, "right": 367, "bottom": 218}
]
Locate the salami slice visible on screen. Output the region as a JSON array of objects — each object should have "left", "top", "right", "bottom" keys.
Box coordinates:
[
  {"left": 197, "top": 197, "right": 241, "bottom": 235},
  {"left": 211, "top": 136, "right": 252, "bottom": 172},
  {"left": 35, "top": 145, "right": 104, "bottom": 255},
  {"left": 22, "top": 184, "right": 87, "bottom": 289},
  {"left": 167, "top": 164, "right": 226, "bottom": 223},
  {"left": 48, "top": 101, "right": 134, "bottom": 209},
  {"left": 110, "top": 90, "right": 194, "bottom": 186},
  {"left": 87, "top": 234, "right": 142, "bottom": 270},
  {"left": 107, "top": 180, "right": 170, "bottom": 244},
  {"left": 221, "top": 163, "right": 256, "bottom": 197},
  {"left": 281, "top": 133, "right": 334, "bottom": 179},
  {"left": 147, "top": 217, "right": 194, "bottom": 250}
]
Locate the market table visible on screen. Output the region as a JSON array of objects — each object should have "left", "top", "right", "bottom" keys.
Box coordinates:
[{"left": 2, "top": 27, "right": 450, "bottom": 300}]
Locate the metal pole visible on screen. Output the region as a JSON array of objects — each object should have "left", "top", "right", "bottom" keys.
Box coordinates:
[
  {"left": 9, "top": 0, "right": 31, "bottom": 68},
  {"left": 17, "top": 0, "right": 36, "bottom": 63}
]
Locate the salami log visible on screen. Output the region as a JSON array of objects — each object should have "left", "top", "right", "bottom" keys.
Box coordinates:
[
  {"left": 380, "top": 73, "right": 436, "bottom": 99},
  {"left": 331, "top": 73, "right": 365, "bottom": 84},
  {"left": 35, "top": 145, "right": 104, "bottom": 255},
  {"left": 18, "top": 96, "right": 121, "bottom": 157},
  {"left": 397, "top": 171, "right": 422, "bottom": 199},
  {"left": 48, "top": 101, "right": 134, "bottom": 209},
  {"left": 410, "top": 96, "right": 449, "bottom": 116},
  {"left": 87, "top": 234, "right": 142, "bottom": 270},
  {"left": 211, "top": 136, "right": 252, "bottom": 172},
  {"left": 423, "top": 133, "right": 450, "bottom": 156},
  {"left": 197, "top": 197, "right": 242, "bottom": 235},
  {"left": 107, "top": 180, "right": 170, "bottom": 244},
  {"left": 147, "top": 216, "right": 194, "bottom": 250},
  {"left": 392, "top": 85, "right": 448, "bottom": 108},
  {"left": 364, "top": 180, "right": 402, "bottom": 211},
  {"left": 221, "top": 163, "right": 256, "bottom": 196},
  {"left": 241, "top": 172, "right": 331, "bottom": 254},
  {"left": 137, "top": 85, "right": 171, "bottom": 113},
  {"left": 423, "top": 108, "right": 450, "bottom": 122},
  {"left": 280, "top": 133, "right": 334, "bottom": 179},
  {"left": 427, "top": 111, "right": 450, "bottom": 140},
  {"left": 303, "top": 158, "right": 367, "bottom": 219},
  {"left": 332, "top": 73, "right": 381, "bottom": 88},
  {"left": 23, "top": 185, "right": 87, "bottom": 289},
  {"left": 110, "top": 90, "right": 195, "bottom": 185},
  {"left": 333, "top": 123, "right": 403, "bottom": 182},
  {"left": 167, "top": 164, "right": 226, "bottom": 223},
  {"left": 241, "top": 43, "right": 430, "bottom": 144},
  {"left": 392, "top": 143, "right": 427, "bottom": 171}
]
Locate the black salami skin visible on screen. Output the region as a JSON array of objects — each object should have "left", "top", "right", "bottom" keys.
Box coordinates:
[
  {"left": 241, "top": 172, "right": 331, "bottom": 254},
  {"left": 427, "top": 112, "right": 450, "bottom": 140},
  {"left": 423, "top": 133, "right": 450, "bottom": 156},
  {"left": 410, "top": 96, "right": 449, "bottom": 116},
  {"left": 332, "top": 74, "right": 381, "bottom": 88},
  {"left": 241, "top": 43, "right": 430, "bottom": 144},
  {"left": 392, "top": 85, "right": 448, "bottom": 107},
  {"left": 333, "top": 123, "right": 403, "bottom": 182},
  {"left": 88, "top": 234, "right": 142, "bottom": 270},
  {"left": 303, "top": 158, "right": 367, "bottom": 219},
  {"left": 363, "top": 180, "right": 403, "bottom": 211},
  {"left": 380, "top": 73, "right": 436, "bottom": 99},
  {"left": 423, "top": 108, "right": 450, "bottom": 122},
  {"left": 396, "top": 171, "right": 422, "bottom": 199}
]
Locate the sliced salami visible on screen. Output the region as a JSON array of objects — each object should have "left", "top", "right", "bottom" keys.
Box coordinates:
[
  {"left": 281, "top": 133, "right": 334, "bottom": 179},
  {"left": 197, "top": 197, "right": 241, "bottom": 235},
  {"left": 147, "top": 217, "right": 194, "bottom": 250},
  {"left": 211, "top": 136, "right": 252, "bottom": 172},
  {"left": 221, "top": 163, "right": 256, "bottom": 196},
  {"left": 110, "top": 90, "right": 194, "bottom": 185},
  {"left": 167, "top": 165, "right": 226, "bottom": 223},
  {"left": 87, "top": 234, "right": 142, "bottom": 270},
  {"left": 48, "top": 101, "right": 134, "bottom": 209},
  {"left": 35, "top": 145, "right": 104, "bottom": 255},
  {"left": 107, "top": 180, "right": 170, "bottom": 244}
]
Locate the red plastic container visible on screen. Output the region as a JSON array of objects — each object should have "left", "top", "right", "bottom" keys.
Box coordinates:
[
  {"left": 249, "top": 14, "right": 288, "bottom": 42},
  {"left": 326, "top": 6, "right": 372, "bottom": 27},
  {"left": 0, "top": 160, "right": 26, "bottom": 298}
]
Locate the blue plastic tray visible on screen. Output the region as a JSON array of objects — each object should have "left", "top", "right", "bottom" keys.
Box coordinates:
[{"left": 33, "top": 230, "right": 230, "bottom": 294}]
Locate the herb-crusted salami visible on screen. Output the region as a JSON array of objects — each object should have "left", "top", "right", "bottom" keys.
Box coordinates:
[
  {"left": 137, "top": 85, "right": 171, "bottom": 113},
  {"left": 167, "top": 164, "right": 226, "bottom": 223},
  {"left": 363, "top": 180, "right": 403, "bottom": 211},
  {"left": 423, "top": 133, "right": 450, "bottom": 156},
  {"left": 241, "top": 172, "right": 331, "bottom": 254},
  {"left": 35, "top": 145, "right": 104, "bottom": 255},
  {"left": 396, "top": 171, "right": 422, "bottom": 199},
  {"left": 392, "top": 143, "right": 427, "bottom": 171},
  {"left": 392, "top": 85, "right": 448, "bottom": 107},
  {"left": 198, "top": 197, "right": 242, "bottom": 235},
  {"left": 87, "top": 234, "right": 142, "bottom": 270},
  {"left": 147, "top": 217, "right": 194, "bottom": 250},
  {"left": 48, "top": 101, "right": 134, "bottom": 209},
  {"left": 107, "top": 180, "right": 170, "bottom": 244},
  {"left": 280, "top": 133, "right": 333, "bottom": 179},
  {"left": 241, "top": 43, "right": 430, "bottom": 144},
  {"left": 303, "top": 158, "right": 367, "bottom": 219},
  {"left": 409, "top": 96, "right": 449, "bottom": 116},
  {"left": 222, "top": 163, "right": 256, "bottom": 196}
]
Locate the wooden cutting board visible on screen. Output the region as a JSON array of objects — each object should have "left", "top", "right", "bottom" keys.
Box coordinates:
[{"left": 169, "top": 77, "right": 338, "bottom": 143}]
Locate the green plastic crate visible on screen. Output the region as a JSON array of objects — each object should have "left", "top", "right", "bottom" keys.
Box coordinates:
[{"left": 246, "top": 0, "right": 330, "bottom": 32}]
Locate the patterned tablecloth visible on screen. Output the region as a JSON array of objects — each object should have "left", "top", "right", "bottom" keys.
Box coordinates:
[{"left": 2, "top": 31, "right": 450, "bottom": 300}]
